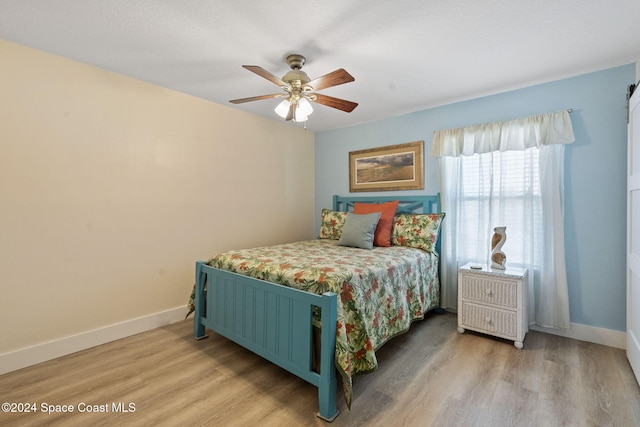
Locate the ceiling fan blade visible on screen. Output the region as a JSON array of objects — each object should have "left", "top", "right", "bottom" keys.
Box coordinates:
[
  {"left": 305, "top": 68, "right": 354, "bottom": 91},
  {"left": 242, "top": 65, "right": 286, "bottom": 87},
  {"left": 312, "top": 93, "right": 358, "bottom": 113},
  {"left": 229, "top": 94, "right": 281, "bottom": 104}
]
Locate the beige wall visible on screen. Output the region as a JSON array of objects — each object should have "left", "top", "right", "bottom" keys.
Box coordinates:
[{"left": 0, "top": 40, "right": 315, "bottom": 353}]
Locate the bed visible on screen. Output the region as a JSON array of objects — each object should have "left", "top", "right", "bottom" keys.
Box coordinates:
[{"left": 191, "top": 194, "right": 443, "bottom": 421}]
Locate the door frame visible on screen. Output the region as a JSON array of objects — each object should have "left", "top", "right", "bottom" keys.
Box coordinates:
[{"left": 627, "top": 81, "right": 640, "bottom": 385}]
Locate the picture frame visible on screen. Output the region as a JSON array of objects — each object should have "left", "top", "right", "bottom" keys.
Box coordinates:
[{"left": 349, "top": 141, "right": 424, "bottom": 192}]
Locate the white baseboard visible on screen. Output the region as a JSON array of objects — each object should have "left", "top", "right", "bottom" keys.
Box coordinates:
[
  {"left": 0, "top": 306, "right": 186, "bottom": 376},
  {"left": 2, "top": 308, "right": 626, "bottom": 377},
  {"left": 529, "top": 322, "right": 626, "bottom": 350},
  {"left": 444, "top": 308, "right": 626, "bottom": 350}
]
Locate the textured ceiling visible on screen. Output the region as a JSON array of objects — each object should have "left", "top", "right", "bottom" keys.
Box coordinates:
[{"left": 1, "top": 0, "right": 639, "bottom": 132}]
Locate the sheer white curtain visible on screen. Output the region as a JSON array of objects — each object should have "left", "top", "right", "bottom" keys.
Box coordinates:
[{"left": 432, "top": 111, "right": 575, "bottom": 330}]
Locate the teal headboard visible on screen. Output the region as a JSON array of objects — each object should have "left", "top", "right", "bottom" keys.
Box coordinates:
[
  {"left": 332, "top": 194, "right": 441, "bottom": 214},
  {"left": 332, "top": 193, "right": 444, "bottom": 258}
]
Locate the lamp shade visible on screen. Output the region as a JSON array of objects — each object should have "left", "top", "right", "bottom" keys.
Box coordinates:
[
  {"left": 294, "top": 98, "right": 313, "bottom": 122},
  {"left": 274, "top": 99, "right": 290, "bottom": 118},
  {"left": 274, "top": 97, "right": 313, "bottom": 122}
]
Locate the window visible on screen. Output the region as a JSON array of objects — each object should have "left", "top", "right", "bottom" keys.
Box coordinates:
[
  {"left": 433, "top": 110, "right": 574, "bottom": 329},
  {"left": 456, "top": 148, "right": 541, "bottom": 269}
]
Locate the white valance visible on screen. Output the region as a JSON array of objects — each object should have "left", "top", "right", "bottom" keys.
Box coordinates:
[{"left": 431, "top": 110, "right": 575, "bottom": 157}]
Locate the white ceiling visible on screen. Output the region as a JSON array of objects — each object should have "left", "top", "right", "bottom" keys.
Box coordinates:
[{"left": 1, "top": 0, "right": 639, "bottom": 132}]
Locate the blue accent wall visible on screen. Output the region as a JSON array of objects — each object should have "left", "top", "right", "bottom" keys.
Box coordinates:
[{"left": 315, "top": 64, "right": 634, "bottom": 332}]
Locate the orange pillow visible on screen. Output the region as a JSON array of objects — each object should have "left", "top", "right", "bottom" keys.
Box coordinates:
[{"left": 353, "top": 200, "right": 399, "bottom": 247}]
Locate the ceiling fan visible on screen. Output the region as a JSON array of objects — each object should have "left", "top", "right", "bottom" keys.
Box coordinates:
[{"left": 229, "top": 54, "right": 358, "bottom": 123}]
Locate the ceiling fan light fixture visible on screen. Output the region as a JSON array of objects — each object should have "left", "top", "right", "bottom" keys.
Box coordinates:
[
  {"left": 274, "top": 99, "right": 291, "bottom": 119},
  {"left": 274, "top": 97, "right": 313, "bottom": 122},
  {"left": 293, "top": 111, "right": 309, "bottom": 123},
  {"left": 296, "top": 97, "right": 313, "bottom": 119}
]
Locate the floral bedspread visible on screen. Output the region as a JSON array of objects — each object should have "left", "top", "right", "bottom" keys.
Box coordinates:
[{"left": 205, "top": 239, "right": 440, "bottom": 407}]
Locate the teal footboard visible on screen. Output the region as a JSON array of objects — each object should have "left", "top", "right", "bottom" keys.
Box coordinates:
[{"left": 194, "top": 260, "right": 339, "bottom": 421}]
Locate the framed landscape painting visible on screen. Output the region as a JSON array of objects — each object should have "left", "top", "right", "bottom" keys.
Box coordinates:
[{"left": 349, "top": 141, "right": 424, "bottom": 192}]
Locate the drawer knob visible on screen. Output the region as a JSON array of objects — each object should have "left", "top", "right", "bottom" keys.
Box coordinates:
[
  {"left": 485, "top": 317, "right": 492, "bottom": 324},
  {"left": 485, "top": 289, "right": 493, "bottom": 296}
]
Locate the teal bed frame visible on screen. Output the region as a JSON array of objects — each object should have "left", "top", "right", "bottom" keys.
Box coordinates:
[{"left": 193, "top": 194, "right": 441, "bottom": 421}]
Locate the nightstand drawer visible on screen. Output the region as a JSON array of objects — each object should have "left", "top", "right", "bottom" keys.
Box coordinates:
[
  {"left": 460, "top": 302, "right": 517, "bottom": 338},
  {"left": 459, "top": 275, "right": 517, "bottom": 309}
]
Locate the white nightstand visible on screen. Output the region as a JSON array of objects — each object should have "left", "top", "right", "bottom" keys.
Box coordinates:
[{"left": 457, "top": 263, "right": 529, "bottom": 349}]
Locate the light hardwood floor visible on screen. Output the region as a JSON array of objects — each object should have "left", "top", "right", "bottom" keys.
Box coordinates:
[{"left": 1, "top": 312, "right": 639, "bottom": 426}]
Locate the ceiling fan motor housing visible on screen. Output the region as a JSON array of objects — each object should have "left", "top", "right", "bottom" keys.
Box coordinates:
[
  {"left": 283, "top": 69, "right": 310, "bottom": 85},
  {"left": 283, "top": 54, "right": 310, "bottom": 86}
]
